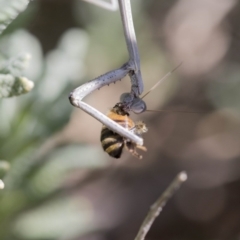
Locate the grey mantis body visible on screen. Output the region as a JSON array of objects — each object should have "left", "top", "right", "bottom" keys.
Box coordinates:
[{"left": 69, "top": 0, "right": 146, "bottom": 145}]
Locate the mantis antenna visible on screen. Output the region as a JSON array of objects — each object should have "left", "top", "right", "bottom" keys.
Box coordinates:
[
  {"left": 120, "top": 63, "right": 183, "bottom": 114},
  {"left": 141, "top": 62, "right": 183, "bottom": 99}
]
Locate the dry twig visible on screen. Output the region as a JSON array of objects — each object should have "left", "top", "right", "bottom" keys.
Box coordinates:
[{"left": 134, "top": 171, "right": 187, "bottom": 240}]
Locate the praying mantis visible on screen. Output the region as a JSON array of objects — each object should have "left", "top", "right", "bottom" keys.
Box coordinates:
[
  {"left": 69, "top": 0, "right": 146, "bottom": 145},
  {"left": 69, "top": 0, "right": 179, "bottom": 149}
]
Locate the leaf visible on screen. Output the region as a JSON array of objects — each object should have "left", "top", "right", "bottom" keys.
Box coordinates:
[
  {"left": 0, "top": 74, "right": 34, "bottom": 98},
  {"left": 0, "top": 0, "right": 31, "bottom": 35}
]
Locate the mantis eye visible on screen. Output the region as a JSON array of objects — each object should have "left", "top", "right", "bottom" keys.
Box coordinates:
[
  {"left": 130, "top": 97, "right": 146, "bottom": 114},
  {"left": 120, "top": 93, "right": 146, "bottom": 113}
]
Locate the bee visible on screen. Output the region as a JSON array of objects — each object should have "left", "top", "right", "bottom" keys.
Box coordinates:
[
  {"left": 100, "top": 63, "right": 183, "bottom": 159},
  {"left": 100, "top": 102, "right": 147, "bottom": 159}
]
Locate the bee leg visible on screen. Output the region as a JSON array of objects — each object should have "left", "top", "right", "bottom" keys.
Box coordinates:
[
  {"left": 134, "top": 121, "right": 148, "bottom": 135},
  {"left": 127, "top": 148, "right": 142, "bottom": 159},
  {"left": 136, "top": 145, "right": 147, "bottom": 152},
  {"left": 129, "top": 121, "right": 148, "bottom": 136},
  {"left": 125, "top": 141, "right": 146, "bottom": 159}
]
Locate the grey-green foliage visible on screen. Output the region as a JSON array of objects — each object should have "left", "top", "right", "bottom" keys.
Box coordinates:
[
  {"left": 0, "top": 75, "right": 33, "bottom": 98},
  {"left": 0, "top": 1, "right": 122, "bottom": 238},
  {"left": 0, "top": 0, "right": 34, "bottom": 98},
  {"left": 13, "top": 145, "right": 105, "bottom": 240},
  {"left": 0, "top": 160, "right": 10, "bottom": 181},
  {"left": 0, "top": 160, "right": 9, "bottom": 189},
  {"left": 0, "top": 0, "right": 31, "bottom": 35},
  {"left": 0, "top": 53, "right": 34, "bottom": 97},
  {"left": 0, "top": 27, "right": 108, "bottom": 239}
]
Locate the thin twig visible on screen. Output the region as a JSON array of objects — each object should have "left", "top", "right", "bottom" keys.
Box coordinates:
[{"left": 134, "top": 171, "right": 188, "bottom": 240}]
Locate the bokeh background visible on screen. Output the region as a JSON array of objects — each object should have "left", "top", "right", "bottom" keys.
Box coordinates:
[{"left": 1, "top": 0, "right": 240, "bottom": 239}]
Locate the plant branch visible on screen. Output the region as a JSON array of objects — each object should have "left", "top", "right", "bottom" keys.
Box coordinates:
[{"left": 134, "top": 171, "right": 188, "bottom": 240}]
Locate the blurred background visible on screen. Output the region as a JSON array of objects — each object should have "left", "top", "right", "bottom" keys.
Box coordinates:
[{"left": 0, "top": 0, "right": 240, "bottom": 239}]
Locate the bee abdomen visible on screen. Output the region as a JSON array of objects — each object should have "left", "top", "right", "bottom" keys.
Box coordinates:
[{"left": 101, "top": 127, "right": 124, "bottom": 158}]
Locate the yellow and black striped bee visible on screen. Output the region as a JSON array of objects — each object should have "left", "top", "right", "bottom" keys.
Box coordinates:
[
  {"left": 100, "top": 102, "right": 147, "bottom": 159},
  {"left": 100, "top": 64, "right": 184, "bottom": 159}
]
